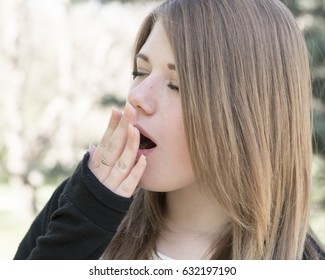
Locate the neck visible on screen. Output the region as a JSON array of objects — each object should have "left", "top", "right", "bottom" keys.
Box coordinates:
[
  {"left": 156, "top": 184, "right": 228, "bottom": 259},
  {"left": 166, "top": 184, "right": 227, "bottom": 233}
]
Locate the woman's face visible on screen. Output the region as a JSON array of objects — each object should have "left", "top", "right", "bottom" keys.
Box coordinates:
[{"left": 128, "top": 22, "right": 196, "bottom": 192}]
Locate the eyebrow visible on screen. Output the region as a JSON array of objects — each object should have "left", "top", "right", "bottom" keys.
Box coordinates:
[
  {"left": 136, "top": 53, "right": 149, "bottom": 62},
  {"left": 135, "top": 53, "right": 176, "bottom": 71},
  {"left": 167, "top": 63, "right": 176, "bottom": 70}
]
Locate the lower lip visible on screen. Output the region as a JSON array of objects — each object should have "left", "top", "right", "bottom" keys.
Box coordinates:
[{"left": 136, "top": 147, "right": 156, "bottom": 161}]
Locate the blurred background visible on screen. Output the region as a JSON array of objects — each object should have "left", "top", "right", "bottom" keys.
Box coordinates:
[{"left": 0, "top": 0, "right": 324, "bottom": 259}]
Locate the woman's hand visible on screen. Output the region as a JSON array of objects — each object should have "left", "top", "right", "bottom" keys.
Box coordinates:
[{"left": 87, "top": 103, "right": 146, "bottom": 198}]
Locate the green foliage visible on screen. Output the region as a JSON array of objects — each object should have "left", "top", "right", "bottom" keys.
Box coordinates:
[
  {"left": 312, "top": 78, "right": 325, "bottom": 103},
  {"left": 100, "top": 93, "right": 126, "bottom": 108},
  {"left": 313, "top": 110, "right": 325, "bottom": 156},
  {"left": 306, "top": 30, "right": 325, "bottom": 69},
  {"left": 282, "top": 0, "right": 325, "bottom": 159},
  {"left": 282, "top": 0, "right": 325, "bottom": 68},
  {"left": 41, "top": 163, "right": 74, "bottom": 186}
]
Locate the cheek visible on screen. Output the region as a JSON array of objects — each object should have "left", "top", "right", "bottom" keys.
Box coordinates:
[
  {"left": 167, "top": 120, "right": 193, "bottom": 168},
  {"left": 171, "top": 135, "right": 191, "bottom": 161},
  {"left": 167, "top": 109, "right": 190, "bottom": 159}
]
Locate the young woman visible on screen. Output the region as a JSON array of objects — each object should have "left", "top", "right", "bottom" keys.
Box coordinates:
[{"left": 15, "top": 0, "right": 325, "bottom": 260}]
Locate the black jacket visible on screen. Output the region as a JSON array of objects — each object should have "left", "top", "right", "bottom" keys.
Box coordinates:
[{"left": 14, "top": 152, "right": 132, "bottom": 259}]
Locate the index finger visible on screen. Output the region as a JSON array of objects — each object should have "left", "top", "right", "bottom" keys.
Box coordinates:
[{"left": 88, "top": 107, "right": 122, "bottom": 168}]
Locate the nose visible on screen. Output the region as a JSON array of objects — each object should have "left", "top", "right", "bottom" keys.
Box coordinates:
[{"left": 128, "top": 77, "right": 157, "bottom": 115}]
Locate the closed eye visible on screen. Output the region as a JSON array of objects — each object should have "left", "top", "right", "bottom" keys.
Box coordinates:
[
  {"left": 167, "top": 82, "right": 179, "bottom": 92},
  {"left": 132, "top": 70, "right": 148, "bottom": 79}
]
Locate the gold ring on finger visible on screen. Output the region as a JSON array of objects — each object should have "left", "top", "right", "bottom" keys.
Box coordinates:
[{"left": 101, "top": 156, "right": 114, "bottom": 167}]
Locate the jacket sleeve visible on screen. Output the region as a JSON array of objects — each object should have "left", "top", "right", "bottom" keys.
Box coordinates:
[{"left": 13, "top": 152, "right": 133, "bottom": 260}]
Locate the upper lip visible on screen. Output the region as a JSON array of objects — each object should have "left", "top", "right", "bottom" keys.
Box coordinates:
[{"left": 133, "top": 123, "right": 157, "bottom": 146}]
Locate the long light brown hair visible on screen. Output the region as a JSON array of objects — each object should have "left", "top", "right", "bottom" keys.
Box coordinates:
[{"left": 103, "top": 0, "right": 322, "bottom": 259}]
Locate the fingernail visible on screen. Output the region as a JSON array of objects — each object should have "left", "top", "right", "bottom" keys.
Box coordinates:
[
  {"left": 88, "top": 143, "right": 96, "bottom": 151},
  {"left": 112, "top": 106, "right": 121, "bottom": 113},
  {"left": 123, "top": 102, "right": 130, "bottom": 112},
  {"left": 111, "top": 107, "right": 118, "bottom": 119},
  {"left": 88, "top": 143, "right": 96, "bottom": 161},
  {"left": 123, "top": 102, "right": 135, "bottom": 118},
  {"left": 139, "top": 155, "right": 146, "bottom": 167}
]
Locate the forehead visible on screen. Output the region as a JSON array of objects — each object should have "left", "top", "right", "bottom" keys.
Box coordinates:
[{"left": 138, "top": 21, "right": 175, "bottom": 64}]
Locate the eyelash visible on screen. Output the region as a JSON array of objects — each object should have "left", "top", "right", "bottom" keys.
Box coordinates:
[
  {"left": 167, "top": 82, "right": 179, "bottom": 92},
  {"left": 132, "top": 70, "right": 146, "bottom": 78},
  {"left": 132, "top": 71, "right": 179, "bottom": 92}
]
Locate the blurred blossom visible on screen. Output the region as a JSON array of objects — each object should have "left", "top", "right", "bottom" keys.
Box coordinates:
[{"left": 0, "top": 0, "right": 161, "bottom": 186}]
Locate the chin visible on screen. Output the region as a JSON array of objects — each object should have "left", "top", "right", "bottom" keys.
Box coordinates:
[
  {"left": 137, "top": 182, "right": 164, "bottom": 192},
  {"left": 137, "top": 180, "right": 184, "bottom": 193}
]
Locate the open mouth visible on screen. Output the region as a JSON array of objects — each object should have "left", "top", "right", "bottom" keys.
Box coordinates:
[{"left": 139, "top": 133, "right": 157, "bottom": 150}]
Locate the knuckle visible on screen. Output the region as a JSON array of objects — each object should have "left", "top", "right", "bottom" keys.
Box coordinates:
[
  {"left": 120, "top": 183, "right": 128, "bottom": 192},
  {"left": 106, "top": 140, "right": 115, "bottom": 152},
  {"left": 115, "top": 159, "right": 128, "bottom": 174},
  {"left": 118, "top": 184, "right": 133, "bottom": 197},
  {"left": 99, "top": 138, "right": 108, "bottom": 148}
]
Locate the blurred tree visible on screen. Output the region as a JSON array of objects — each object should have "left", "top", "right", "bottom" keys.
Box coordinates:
[
  {"left": 0, "top": 0, "right": 80, "bottom": 215},
  {"left": 282, "top": 0, "right": 325, "bottom": 156},
  {"left": 0, "top": 0, "right": 158, "bottom": 215}
]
